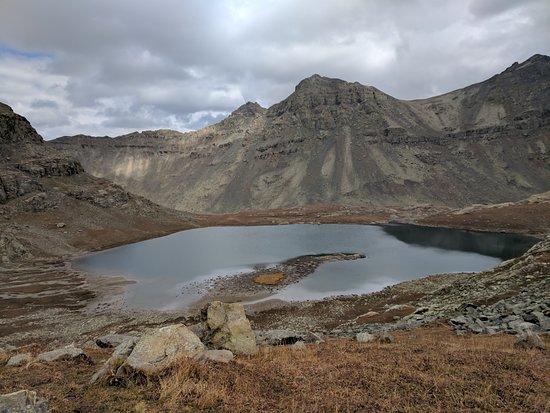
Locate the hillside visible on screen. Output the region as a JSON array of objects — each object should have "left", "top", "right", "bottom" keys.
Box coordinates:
[
  {"left": 0, "top": 103, "right": 195, "bottom": 264},
  {"left": 52, "top": 54, "right": 550, "bottom": 213}
]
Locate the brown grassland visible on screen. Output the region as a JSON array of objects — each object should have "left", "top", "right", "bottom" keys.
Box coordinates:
[{"left": 1, "top": 324, "right": 548, "bottom": 413}]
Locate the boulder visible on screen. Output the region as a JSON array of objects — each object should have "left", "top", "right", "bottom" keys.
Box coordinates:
[
  {"left": 95, "top": 334, "right": 138, "bottom": 349},
  {"left": 532, "top": 311, "right": 550, "bottom": 331},
  {"left": 508, "top": 320, "right": 537, "bottom": 333},
  {"left": 356, "top": 332, "right": 376, "bottom": 343},
  {"left": 90, "top": 338, "right": 137, "bottom": 384},
  {"left": 188, "top": 322, "right": 208, "bottom": 341},
  {"left": 514, "top": 331, "right": 546, "bottom": 350},
  {"left": 37, "top": 345, "right": 87, "bottom": 362},
  {"left": 290, "top": 341, "right": 306, "bottom": 351},
  {"left": 204, "top": 301, "right": 258, "bottom": 355},
  {"left": 198, "top": 350, "right": 234, "bottom": 364},
  {"left": 120, "top": 325, "right": 204, "bottom": 375},
  {"left": 0, "top": 390, "right": 48, "bottom": 413},
  {"left": 377, "top": 332, "right": 395, "bottom": 344},
  {"left": 6, "top": 353, "right": 32, "bottom": 367}
]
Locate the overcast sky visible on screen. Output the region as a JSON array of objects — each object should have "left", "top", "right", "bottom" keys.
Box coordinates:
[{"left": 0, "top": 0, "right": 548, "bottom": 139}]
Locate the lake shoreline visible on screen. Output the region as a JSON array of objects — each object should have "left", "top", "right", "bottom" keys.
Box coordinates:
[{"left": 1, "top": 201, "right": 548, "bottom": 347}]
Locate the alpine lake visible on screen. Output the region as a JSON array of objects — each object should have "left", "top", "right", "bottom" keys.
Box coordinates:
[{"left": 75, "top": 224, "right": 537, "bottom": 310}]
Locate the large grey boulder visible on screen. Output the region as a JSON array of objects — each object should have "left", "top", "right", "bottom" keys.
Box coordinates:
[
  {"left": 37, "top": 345, "right": 87, "bottom": 362},
  {"left": 120, "top": 324, "right": 204, "bottom": 375},
  {"left": 0, "top": 390, "right": 48, "bottom": 413},
  {"left": 204, "top": 301, "right": 258, "bottom": 355}
]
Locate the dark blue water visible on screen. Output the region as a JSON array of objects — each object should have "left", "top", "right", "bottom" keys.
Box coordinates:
[{"left": 74, "top": 224, "right": 536, "bottom": 310}]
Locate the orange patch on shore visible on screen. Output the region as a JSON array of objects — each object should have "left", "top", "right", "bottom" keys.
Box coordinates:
[{"left": 253, "top": 272, "right": 286, "bottom": 285}]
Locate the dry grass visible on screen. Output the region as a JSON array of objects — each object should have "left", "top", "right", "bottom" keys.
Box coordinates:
[
  {"left": 1, "top": 325, "right": 549, "bottom": 412},
  {"left": 0, "top": 351, "right": 9, "bottom": 366},
  {"left": 253, "top": 272, "right": 287, "bottom": 285}
]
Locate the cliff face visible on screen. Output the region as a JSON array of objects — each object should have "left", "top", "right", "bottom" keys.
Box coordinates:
[{"left": 52, "top": 55, "right": 550, "bottom": 213}]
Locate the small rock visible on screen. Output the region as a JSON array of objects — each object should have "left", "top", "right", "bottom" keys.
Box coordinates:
[
  {"left": 360, "top": 311, "right": 379, "bottom": 318},
  {"left": 95, "top": 334, "right": 137, "bottom": 349},
  {"left": 450, "top": 315, "right": 469, "bottom": 326},
  {"left": 514, "top": 331, "right": 546, "bottom": 350},
  {"left": 37, "top": 345, "right": 87, "bottom": 362},
  {"left": 377, "top": 332, "right": 395, "bottom": 344},
  {"left": 532, "top": 311, "right": 550, "bottom": 331},
  {"left": 55, "top": 222, "right": 66, "bottom": 228},
  {"left": 356, "top": 332, "right": 376, "bottom": 343},
  {"left": 469, "top": 324, "right": 484, "bottom": 334},
  {"left": 0, "top": 390, "right": 48, "bottom": 413},
  {"left": 198, "top": 350, "right": 234, "bottom": 363},
  {"left": 306, "top": 331, "right": 325, "bottom": 343},
  {"left": 7, "top": 353, "right": 32, "bottom": 367},
  {"left": 508, "top": 320, "right": 537, "bottom": 333},
  {"left": 256, "top": 329, "right": 308, "bottom": 346},
  {"left": 290, "top": 341, "right": 306, "bottom": 351},
  {"left": 384, "top": 304, "right": 414, "bottom": 312}
]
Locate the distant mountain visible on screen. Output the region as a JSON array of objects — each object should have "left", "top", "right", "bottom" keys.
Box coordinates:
[{"left": 52, "top": 54, "right": 550, "bottom": 213}]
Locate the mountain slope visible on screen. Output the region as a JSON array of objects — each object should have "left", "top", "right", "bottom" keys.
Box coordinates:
[
  {"left": 52, "top": 55, "right": 550, "bottom": 213},
  {"left": 0, "top": 103, "right": 194, "bottom": 264}
]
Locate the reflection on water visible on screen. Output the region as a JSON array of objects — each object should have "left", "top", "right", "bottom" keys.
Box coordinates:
[
  {"left": 74, "top": 224, "right": 537, "bottom": 310},
  {"left": 381, "top": 224, "right": 537, "bottom": 260}
]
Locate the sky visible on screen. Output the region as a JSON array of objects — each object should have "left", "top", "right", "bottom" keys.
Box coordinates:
[{"left": 0, "top": 1, "right": 548, "bottom": 139}]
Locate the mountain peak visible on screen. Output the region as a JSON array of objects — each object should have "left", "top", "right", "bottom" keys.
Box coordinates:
[
  {"left": 0, "top": 102, "right": 15, "bottom": 116},
  {"left": 503, "top": 53, "right": 550, "bottom": 74},
  {"left": 295, "top": 74, "right": 346, "bottom": 92},
  {"left": 0, "top": 101, "right": 43, "bottom": 145},
  {"left": 230, "top": 101, "right": 266, "bottom": 117}
]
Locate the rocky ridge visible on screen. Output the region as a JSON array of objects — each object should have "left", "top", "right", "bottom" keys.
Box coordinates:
[
  {"left": 0, "top": 103, "right": 194, "bottom": 264},
  {"left": 52, "top": 54, "right": 550, "bottom": 213}
]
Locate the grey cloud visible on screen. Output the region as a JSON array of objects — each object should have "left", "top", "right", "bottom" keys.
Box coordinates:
[
  {"left": 30, "top": 99, "right": 58, "bottom": 109},
  {"left": 468, "top": 0, "right": 536, "bottom": 19},
  {"left": 0, "top": 0, "right": 548, "bottom": 139}
]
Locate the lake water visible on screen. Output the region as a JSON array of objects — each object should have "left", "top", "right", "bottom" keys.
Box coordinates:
[{"left": 75, "top": 224, "right": 537, "bottom": 310}]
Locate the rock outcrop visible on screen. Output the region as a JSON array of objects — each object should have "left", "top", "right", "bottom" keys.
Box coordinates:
[
  {"left": 0, "top": 102, "right": 195, "bottom": 265},
  {"left": 52, "top": 54, "right": 550, "bottom": 213}
]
